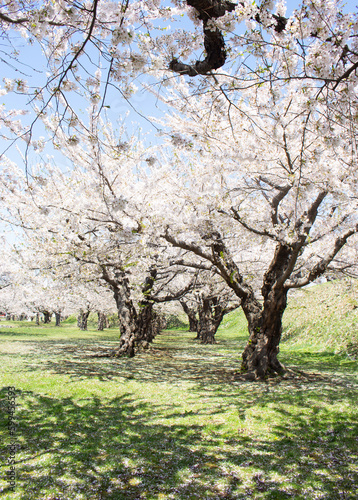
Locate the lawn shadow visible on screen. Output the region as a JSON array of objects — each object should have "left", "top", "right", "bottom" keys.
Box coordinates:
[
  {"left": 15, "top": 332, "right": 241, "bottom": 385},
  {"left": 0, "top": 388, "right": 245, "bottom": 499},
  {"left": 12, "top": 329, "right": 358, "bottom": 390},
  {"left": 1, "top": 385, "right": 357, "bottom": 499}
]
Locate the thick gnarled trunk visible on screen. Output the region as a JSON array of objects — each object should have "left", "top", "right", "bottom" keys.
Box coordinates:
[
  {"left": 55, "top": 311, "right": 61, "bottom": 327},
  {"left": 240, "top": 244, "right": 292, "bottom": 379},
  {"left": 113, "top": 290, "right": 138, "bottom": 358},
  {"left": 97, "top": 312, "right": 106, "bottom": 331},
  {"left": 197, "top": 296, "right": 223, "bottom": 344},
  {"left": 43, "top": 310, "right": 52, "bottom": 324},
  {"left": 78, "top": 310, "right": 90, "bottom": 331},
  {"left": 136, "top": 303, "right": 156, "bottom": 345},
  {"left": 241, "top": 289, "right": 287, "bottom": 380},
  {"left": 110, "top": 271, "right": 163, "bottom": 357},
  {"left": 112, "top": 302, "right": 163, "bottom": 357}
]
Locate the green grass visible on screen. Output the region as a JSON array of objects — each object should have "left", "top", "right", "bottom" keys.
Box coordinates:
[
  {"left": 282, "top": 279, "right": 358, "bottom": 352},
  {"left": 0, "top": 281, "right": 358, "bottom": 499}
]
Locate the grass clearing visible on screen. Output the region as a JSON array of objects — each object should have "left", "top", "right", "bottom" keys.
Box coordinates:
[{"left": 1, "top": 281, "right": 358, "bottom": 499}]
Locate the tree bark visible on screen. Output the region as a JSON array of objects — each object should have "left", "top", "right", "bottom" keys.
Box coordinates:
[
  {"left": 239, "top": 244, "right": 292, "bottom": 379},
  {"left": 55, "top": 311, "right": 61, "bottom": 327},
  {"left": 197, "top": 295, "right": 239, "bottom": 344},
  {"left": 241, "top": 289, "right": 287, "bottom": 379},
  {"left": 136, "top": 302, "right": 164, "bottom": 346},
  {"left": 111, "top": 273, "right": 139, "bottom": 357},
  {"left": 180, "top": 299, "right": 198, "bottom": 332},
  {"left": 77, "top": 310, "right": 90, "bottom": 331},
  {"left": 43, "top": 311, "right": 52, "bottom": 324},
  {"left": 97, "top": 312, "right": 106, "bottom": 331},
  {"left": 169, "top": 0, "right": 236, "bottom": 76},
  {"left": 197, "top": 296, "right": 221, "bottom": 344},
  {"left": 100, "top": 266, "right": 166, "bottom": 357}
]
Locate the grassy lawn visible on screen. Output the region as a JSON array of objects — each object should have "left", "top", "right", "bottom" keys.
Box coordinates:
[{"left": 1, "top": 282, "right": 358, "bottom": 499}]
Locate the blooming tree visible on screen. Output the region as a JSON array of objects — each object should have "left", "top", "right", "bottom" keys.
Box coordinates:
[
  {"left": 0, "top": 109, "right": 196, "bottom": 354},
  {"left": 1, "top": 0, "right": 358, "bottom": 378},
  {"left": 146, "top": 61, "right": 358, "bottom": 378},
  {"left": 179, "top": 274, "right": 240, "bottom": 343},
  {"left": 1, "top": 1, "right": 357, "bottom": 153}
]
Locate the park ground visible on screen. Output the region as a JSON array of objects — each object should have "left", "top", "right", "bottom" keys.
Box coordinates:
[{"left": 0, "top": 280, "right": 358, "bottom": 499}]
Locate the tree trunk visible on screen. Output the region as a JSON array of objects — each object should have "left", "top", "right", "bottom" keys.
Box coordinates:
[
  {"left": 137, "top": 303, "right": 165, "bottom": 345},
  {"left": 103, "top": 267, "right": 163, "bottom": 358},
  {"left": 43, "top": 311, "right": 52, "bottom": 324},
  {"left": 180, "top": 300, "right": 198, "bottom": 332},
  {"left": 197, "top": 296, "right": 224, "bottom": 344},
  {"left": 113, "top": 299, "right": 163, "bottom": 357},
  {"left": 97, "top": 312, "right": 106, "bottom": 331},
  {"left": 78, "top": 310, "right": 90, "bottom": 331},
  {"left": 239, "top": 244, "right": 293, "bottom": 379},
  {"left": 111, "top": 276, "right": 138, "bottom": 357},
  {"left": 188, "top": 315, "right": 198, "bottom": 332},
  {"left": 198, "top": 320, "right": 218, "bottom": 344},
  {"left": 55, "top": 312, "right": 61, "bottom": 327},
  {"left": 35, "top": 313, "right": 40, "bottom": 325},
  {"left": 136, "top": 303, "right": 155, "bottom": 345},
  {"left": 113, "top": 301, "right": 164, "bottom": 357},
  {"left": 241, "top": 289, "right": 287, "bottom": 379}
]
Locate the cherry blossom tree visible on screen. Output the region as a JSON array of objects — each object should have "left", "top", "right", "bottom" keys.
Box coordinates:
[
  {"left": 1, "top": 0, "right": 358, "bottom": 378},
  {"left": 0, "top": 0, "right": 195, "bottom": 152},
  {"left": 2, "top": 1, "right": 357, "bottom": 157},
  {"left": 178, "top": 273, "right": 240, "bottom": 343},
  {"left": 147, "top": 63, "right": 358, "bottom": 379},
  {"left": 0, "top": 108, "right": 197, "bottom": 355}
]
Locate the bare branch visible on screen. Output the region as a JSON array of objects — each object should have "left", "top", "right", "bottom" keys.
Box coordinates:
[
  {"left": 230, "top": 207, "right": 277, "bottom": 239},
  {"left": 169, "top": 259, "right": 214, "bottom": 272},
  {"left": 0, "top": 12, "right": 27, "bottom": 24}
]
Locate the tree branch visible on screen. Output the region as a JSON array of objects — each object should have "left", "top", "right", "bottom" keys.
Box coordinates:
[
  {"left": 285, "top": 225, "right": 358, "bottom": 289},
  {"left": 0, "top": 12, "right": 27, "bottom": 24},
  {"left": 149, "top": 279, "right": 195, "bottom": 303},
  {"left": 169, "top": 0, "right": 236, "bottom": 76},
  {"left": 163, "top": 229, "right": 213, "bottom": 262}
]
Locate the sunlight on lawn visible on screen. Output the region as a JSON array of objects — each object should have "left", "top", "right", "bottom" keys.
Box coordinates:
[{"left": 0, "top": 312, "right": 357, "bottom": 499}]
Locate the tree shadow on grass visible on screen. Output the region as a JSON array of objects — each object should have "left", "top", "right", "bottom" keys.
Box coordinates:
[
  {"left": 0, "top": 388, "right": 242, "bottom": 499},
  {"left": 13, "top": 332, "right": 358, "bottom": 390},
  {"left": 1, "top": 386, "right": 357, "bottom": 499},
  {"left": 17, "top": 340, "right": 239, "bottom": 385}
]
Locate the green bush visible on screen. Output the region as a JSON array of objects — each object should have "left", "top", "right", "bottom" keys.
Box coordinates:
[{"left": 62, "top": 315, "right": 77, "bottom": 324}]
